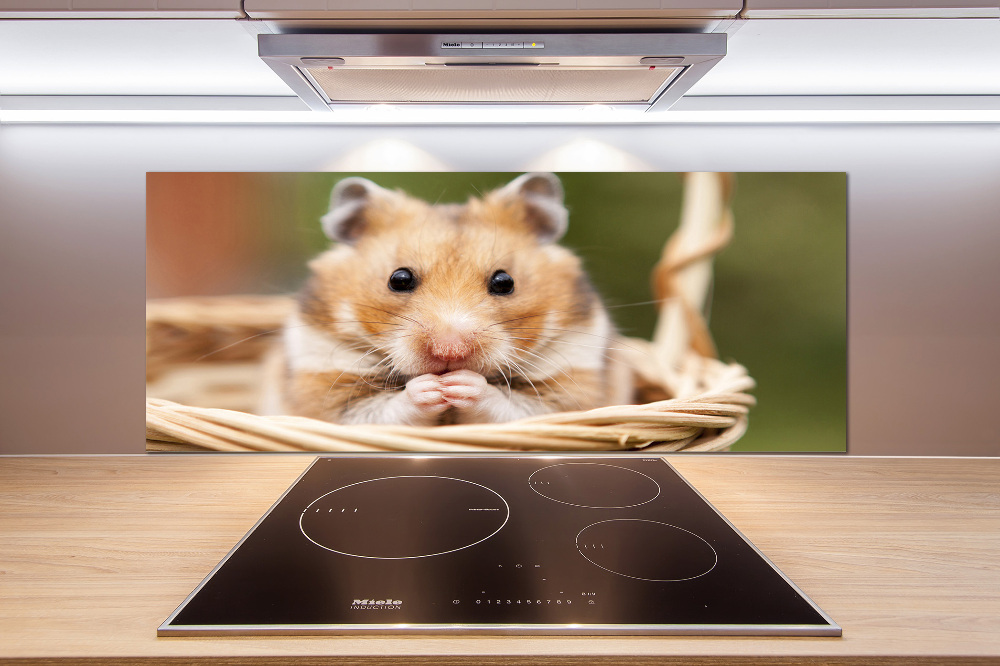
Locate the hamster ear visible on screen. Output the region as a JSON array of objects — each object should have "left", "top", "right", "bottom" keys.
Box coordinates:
[
  {"left": 497, "top": 172, "right": 568, "bottom": 243},
  {"left": 320, "top": 177, "right": 391, "bottom": 244}
]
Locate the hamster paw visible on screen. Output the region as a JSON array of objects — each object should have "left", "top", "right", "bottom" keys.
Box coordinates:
[
  {"left": 438, "top": 370, "right": 501, "bottom": 412},
  {"left": 398, "top": 370, "right": 510, "bottom": 424},
  {"left": 402, "top": 374, "right": 451, "bottom": 420}
]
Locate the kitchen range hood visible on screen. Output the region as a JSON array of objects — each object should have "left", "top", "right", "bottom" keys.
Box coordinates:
[{"left": 258, "top": 33, "right": 726, "bottom": 113}]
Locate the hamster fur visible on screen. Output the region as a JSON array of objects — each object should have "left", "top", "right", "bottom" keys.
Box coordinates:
[{"left": 261, "top": 173, "right": 619, "bottom": 426}]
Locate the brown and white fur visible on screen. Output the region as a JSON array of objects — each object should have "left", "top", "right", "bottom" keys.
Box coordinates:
[{"left": 261, "top": 173, "right": 618, "bottom": 426}]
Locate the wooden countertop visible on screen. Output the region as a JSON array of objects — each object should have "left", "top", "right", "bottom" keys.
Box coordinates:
[{"left": 1, "top": 454, "right": 998, "bottom": 665}]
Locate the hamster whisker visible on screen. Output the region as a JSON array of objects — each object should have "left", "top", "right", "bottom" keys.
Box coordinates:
[
  {"left": 486, "top": 303, "right": 613, "bottom": 329},
  {"left": 191, "top": 321, "right": 361, "bottom": 362},
  {"left": 359, "top": 343, "right": 394, "bottom": 368},
  {"left": 472, "top": 337, "right": 493, "bottom": 374},
  {"left": 505, "top": 349, "right": 585, "bottom": 411},
  {"left": 195, "top": 321, "right": 394, "bottom": 364},
  {"left": 322, "top": 344, "right": 391, "bottom": 408},
  {"left": 338, "top": 349, "right": 403, "bottom": 413},
  {"left": 360, "top": 359, "right": 400, "bottom": 391},
  {"left": 480, "top": 342, "right": 520, "bottom": 396},
  {"left": 354, "top": 304, "right": 422, "bottom": 327},
  {"left": 511, "top": 357, "right": 579, "bottom": 410},
  {"left": 525, "top": 297, "right": 685, "bottom": 319},
  {"left": 602, "top": 296, "right": 688, "bottom": 312},
  {"left": 305, "top": 315, "right": 405, "bottom": 328},
  {"left": 354, "top": 354, "right": 394, "bottom": 389},
  {"left": 382, "top": 364, "right": 408, "bottom": 392},
  {"left": 475, "top": 338, "right": 515, "bottom": 400},
  {"left": 505, "top": 334, "right": 631, "bottom": 363},
  {"left": 501, "top": 358, "right": 546, "bottom": 408},
  {"left": 487, "top": 311, "right": 554, "bottom": 328},
  {"left": 489, "top": 359, "right": 515, "bottom": 399},
  {"left": 192, "top": 327, "right": 286, "bottom": 363},
  {"left": 489, "top": 296, "right": 688, "bottom": 333},
  {"left": 505, "top": 326, "right": 646, "bottom": 354},
  {"left": 502, "top": 335, "right": 622, "bottom": 371},
  {"left": 317, "top": 324, "right": 408, "bottom": 337}
]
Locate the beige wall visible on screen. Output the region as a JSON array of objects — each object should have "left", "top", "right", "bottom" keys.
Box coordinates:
[{"left": 1, "top": 122, "right": 997, "bottom": 455}]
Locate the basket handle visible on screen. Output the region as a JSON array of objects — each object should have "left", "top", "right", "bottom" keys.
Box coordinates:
[{"left": 651, "top": 172, "right": 735, "bottom": 371}]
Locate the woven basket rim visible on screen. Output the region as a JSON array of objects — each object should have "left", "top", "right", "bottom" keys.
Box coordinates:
[{"left": 145, "top": 297, "right": 755, "bottom": 453}]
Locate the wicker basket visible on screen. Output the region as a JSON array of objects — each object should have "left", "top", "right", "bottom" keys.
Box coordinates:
[{"left": 146, "top": 173, "right": 754, "bottom": 453}]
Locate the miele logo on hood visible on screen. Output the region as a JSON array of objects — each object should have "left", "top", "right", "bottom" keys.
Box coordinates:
[{"left": 351, "top": 598, "right": 403, "bottom": 610}]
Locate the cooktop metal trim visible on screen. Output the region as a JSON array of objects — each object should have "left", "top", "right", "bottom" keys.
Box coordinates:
[{"left": 159, "top": 622, "right": 841, "bottom": 637}]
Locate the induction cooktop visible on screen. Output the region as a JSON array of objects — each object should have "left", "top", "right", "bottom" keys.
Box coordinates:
[{"left": 159, "top": 455, "right": 840, "bottom": 636}]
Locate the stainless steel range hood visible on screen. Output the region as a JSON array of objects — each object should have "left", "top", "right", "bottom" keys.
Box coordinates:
[{"left": 258, "top": 33, "right": 726, "bottom": 113}]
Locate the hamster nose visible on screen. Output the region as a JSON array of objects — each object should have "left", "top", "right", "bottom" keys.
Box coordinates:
[{"left": 428, "top": 331, "right": 474, "bottom": 363}]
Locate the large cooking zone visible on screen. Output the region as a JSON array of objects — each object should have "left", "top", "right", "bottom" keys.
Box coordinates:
[{"left": 159, "top": 455, "right": 840, "bottom": 636}]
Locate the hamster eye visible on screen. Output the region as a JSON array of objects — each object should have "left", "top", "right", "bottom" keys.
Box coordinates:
[
  {"left": 488, "top": 270, "right": 515, "bottom": 295},
  {"left": 388, "top": 268, "right": 417, "bottom": 292}
]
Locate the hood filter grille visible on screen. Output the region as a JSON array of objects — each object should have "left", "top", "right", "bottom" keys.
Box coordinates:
[{"left": 304, "top": 66, "right": 682, "bottom": 104}]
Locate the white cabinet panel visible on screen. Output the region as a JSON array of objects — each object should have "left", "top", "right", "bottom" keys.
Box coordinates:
[
  {"left": 0, "top": 0, "right": 244, "bottom": 16},
  {"left": 743, "top": 0, "right": 998, "bottom": 18}
]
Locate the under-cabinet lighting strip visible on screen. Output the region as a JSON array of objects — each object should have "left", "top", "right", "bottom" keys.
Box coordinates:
[{"left": 1, "top": 96, "right": 998, "bottom": 124}]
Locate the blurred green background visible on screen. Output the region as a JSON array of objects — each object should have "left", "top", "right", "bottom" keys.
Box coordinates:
[{"left": 151, "top": 171, "right": 846, "bottom": 452}]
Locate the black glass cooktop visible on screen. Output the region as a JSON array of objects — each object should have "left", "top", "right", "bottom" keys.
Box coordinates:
[{"left": 159, "top": 455, "right": 840, "bottom": 636}]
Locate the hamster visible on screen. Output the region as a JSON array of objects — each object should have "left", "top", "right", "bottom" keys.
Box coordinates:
[{"left": 262, "top": 173, "right": 619, "bottom": 426}]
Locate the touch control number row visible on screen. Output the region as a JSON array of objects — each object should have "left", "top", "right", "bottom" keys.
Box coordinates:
[{"left": 471, "top": 599, "right": 581, "bottom": 605}]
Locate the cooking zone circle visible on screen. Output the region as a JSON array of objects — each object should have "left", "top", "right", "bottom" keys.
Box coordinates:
[
  {"left": 299, "top": 476, "right": 509, "bottom": 559},
  {"left": 576, "top": 519, "right": 718, "bottom": 582},
  {"left": 528, "top": 463, "right": 661, "bottom": 508}
]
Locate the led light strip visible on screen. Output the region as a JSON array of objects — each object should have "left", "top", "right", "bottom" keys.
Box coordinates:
[{"left": 1, "top": 96, "right": 998, "bottom": 124}]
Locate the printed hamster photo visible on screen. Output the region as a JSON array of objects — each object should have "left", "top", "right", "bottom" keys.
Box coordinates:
[{"left": 146, "top": 172, "right": 846, "bottom": 452}]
